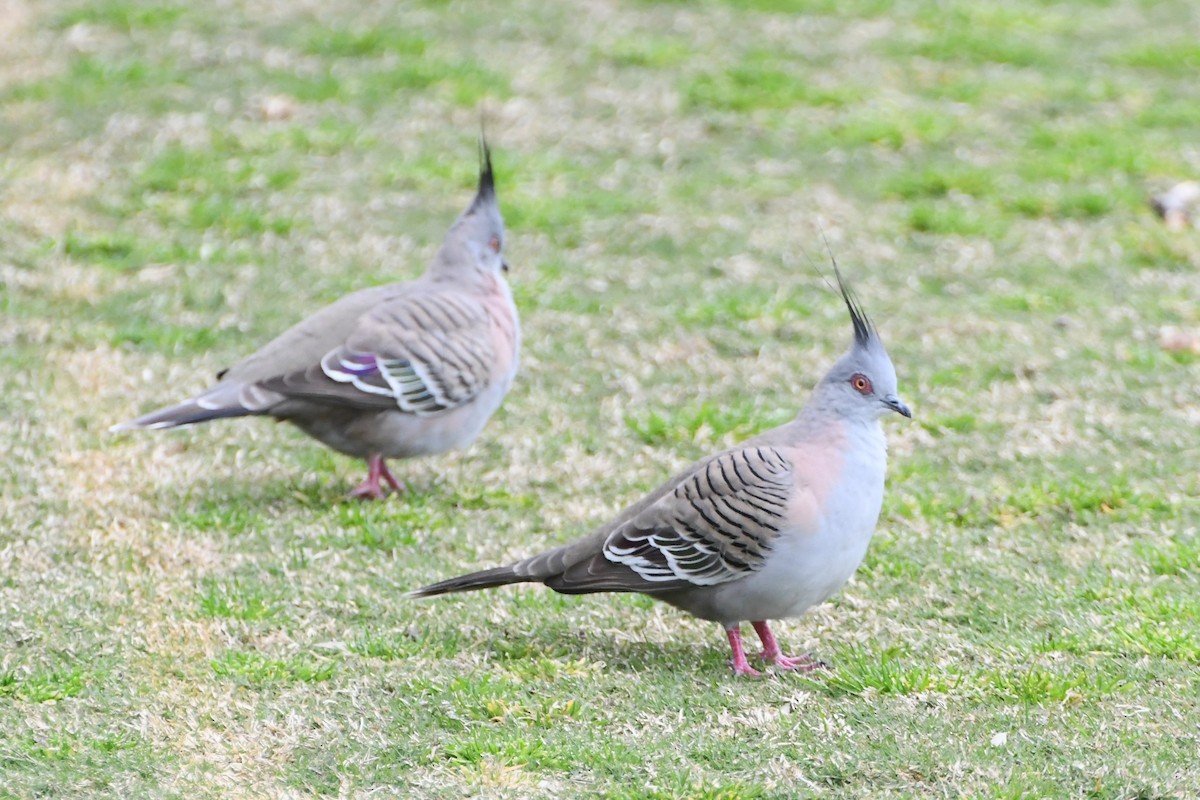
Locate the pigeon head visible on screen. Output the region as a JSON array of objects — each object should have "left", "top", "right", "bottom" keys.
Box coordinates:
[
  {"left": 432, "top": 138, "right": 508, "bottom": 280},
  {"left": 817, "top": 266, "right": 911, "bottom": 422}
]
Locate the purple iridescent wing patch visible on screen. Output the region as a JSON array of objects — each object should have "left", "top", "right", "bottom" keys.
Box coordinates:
[{"left": 320, "top": 349, "right": 450, "bottom": 415}]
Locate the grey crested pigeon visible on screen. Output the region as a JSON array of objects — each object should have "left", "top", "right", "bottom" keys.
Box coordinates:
[
  {"left": 413, "top": 266, "right": 909, "bottom": 675},
  {"left": 113, "top": 141, "right": 519, "bottom": 500}
]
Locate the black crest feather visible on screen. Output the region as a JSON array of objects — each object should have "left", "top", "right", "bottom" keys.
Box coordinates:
[
  {"left": 474, "top": 135, "right": 495, "bottom": 206},
  {"left": 820, "top": 235, "right": 875, "bottom": 349}
]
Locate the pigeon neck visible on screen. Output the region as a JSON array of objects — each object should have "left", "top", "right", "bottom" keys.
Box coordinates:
[{"left": 791, "top": 390, "right": 878, "bottom": 435}]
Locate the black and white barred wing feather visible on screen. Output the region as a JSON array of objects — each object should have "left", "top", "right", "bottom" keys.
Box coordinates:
[
  {"left": 602, "top": 446, "right": 794, "bottom": 588},
  {"left": 262, "top": 290, "right": 493, "bottom": 416}
]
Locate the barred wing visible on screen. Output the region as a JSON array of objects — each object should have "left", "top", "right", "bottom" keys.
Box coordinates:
[
  {"left": 602, "top": 446, "right": 794, "bottom": 587},
  {"left": 262, "top": 289, "right": 495, "bottom": 415}
]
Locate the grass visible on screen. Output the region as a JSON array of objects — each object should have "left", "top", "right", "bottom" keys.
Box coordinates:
[{"left": 1, "top": 0, "right": 1199, "bottom": 797}]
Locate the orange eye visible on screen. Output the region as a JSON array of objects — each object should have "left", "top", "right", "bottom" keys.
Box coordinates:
[
  {"left": 488, "top": 235, "right": 501, "bottom": 253},
  {"left": 851, "top": 374, "right": 872, "bottom": 395}
]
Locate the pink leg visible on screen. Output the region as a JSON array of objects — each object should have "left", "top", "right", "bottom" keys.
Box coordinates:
[
  {"left": 751, "top": 621, "right": 824, "bottom": 672},
  {"left": 348, "top": 454, "right": 401, "bottom": 500},
  {"left": 377, "top": 459, "right": 406, "bottom": 494},
  {"left": 725, "top": 625, "right": 763, "bottom": 677}
]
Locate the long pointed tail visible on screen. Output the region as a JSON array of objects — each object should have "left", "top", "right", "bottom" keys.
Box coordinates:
[
  {"left": 110, "top": 398, "right": 250, "bottom": 431},
  {"left": 409, "top": 565, "right": 531, "bottom": 598},
  {"left": 110, "top": 381, "right": 275, "bottom": 432}
]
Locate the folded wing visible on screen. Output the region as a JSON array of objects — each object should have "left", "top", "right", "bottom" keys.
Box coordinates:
[
  {"left": 261, "top": 289, "right": 494, "bottom": 415},
  {"left": 547, "top": 446, "right": 795, "bottom": 593}
]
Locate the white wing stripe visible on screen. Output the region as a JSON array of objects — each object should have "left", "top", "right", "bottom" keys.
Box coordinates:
[
  {"left": 602, "top": 447, "right": 794, "bottom": 587},
  {"left": 319, "top": 350, "right": 452, "bottom": 413}
]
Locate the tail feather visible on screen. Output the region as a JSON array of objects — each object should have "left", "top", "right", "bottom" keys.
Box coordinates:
[
  {"left": 409, "top": 565, "right": 530, "bottom": 598},
  {"left": 110, "top": 398, "right": 251, "bottom": 432},
  {"left": 111, "top": 381, "right": 278, "bottom": 433},
  {"left": 412, "top": 535, "right": 637, "bottom": 599}
]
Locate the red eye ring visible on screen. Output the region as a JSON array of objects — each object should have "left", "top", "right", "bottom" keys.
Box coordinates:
[{"left": 851, "top": 373, "right": 872, "bottom": 395}]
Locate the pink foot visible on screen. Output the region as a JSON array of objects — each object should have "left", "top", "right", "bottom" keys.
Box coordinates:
[
  {"left": 348, "top": 480, "right": 388, "bottom": 501},
  {"left": 725, "top": 625, "right": 764, "bottom": 678},
  {"left": 751, "top": 621, "right": 826, "bottom": 672},
  {"left": 347, "top": 454, "right": 404, "bottom": 500},
  {"left": 771, "top": 653, "right": 825, "bottom": 672}
]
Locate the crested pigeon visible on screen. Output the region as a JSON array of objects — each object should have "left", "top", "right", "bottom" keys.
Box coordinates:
[
  {"left": 113, "top": 142, "right": 520, "bottom": 500},
  {"left": 413, "top": 267, "right": 909, "bottom": 675}
]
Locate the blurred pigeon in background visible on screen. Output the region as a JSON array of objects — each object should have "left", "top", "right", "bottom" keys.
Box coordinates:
[
  {"left": 1151, "top": 180, "right": 1200, "bottom": 231},
  {"left": 114, "top": 141, "right": 520, "bottom": 500}
]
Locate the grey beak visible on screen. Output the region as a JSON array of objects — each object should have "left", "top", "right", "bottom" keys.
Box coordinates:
[{"left": 883, "top": 395, "right": 912, "bottom": 418}]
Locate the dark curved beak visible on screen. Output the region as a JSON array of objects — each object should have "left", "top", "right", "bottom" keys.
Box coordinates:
[
  {"left": 883, "top": 394, "right": 912, "bottom": 418},
  {"left": 501, "top": 259, "right": 510, "bottom": 273}
]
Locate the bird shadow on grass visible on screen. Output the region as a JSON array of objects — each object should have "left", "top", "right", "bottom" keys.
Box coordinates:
[
  {"left": 456, "top": 620, "right": 739, "bottom": 678},
  {"left": 161, "top": 473, "right": 441, "bottom": 538},
  {"left": 481, "top": 627, "right": 837, "bottom": 685}
]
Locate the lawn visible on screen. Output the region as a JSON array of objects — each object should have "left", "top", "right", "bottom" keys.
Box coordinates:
[{"left": 1, "top": 0, "right": 1199, "bottom": 797}]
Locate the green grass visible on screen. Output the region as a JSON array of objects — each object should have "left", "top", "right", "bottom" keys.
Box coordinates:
[
  {"left": 210, "top": 652, "right": 336, "bottom": 686},
  {"left": 683, "top": 52, "right": 863, "bottom": 112},
  {"left": 626, "top": 399, "right": 794, "bottom": 449},
  {"left": 0, "top": 668, "right": 90, "bottom": 703},
  {"left": 2, "top": 0, "right": 1199, "bottom": 797}
]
